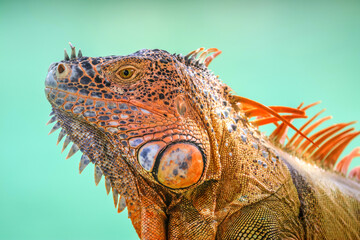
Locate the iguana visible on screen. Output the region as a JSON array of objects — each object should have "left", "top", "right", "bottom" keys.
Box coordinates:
[{"left": 45, "top": 43, "right": 360, "bottom": 239}]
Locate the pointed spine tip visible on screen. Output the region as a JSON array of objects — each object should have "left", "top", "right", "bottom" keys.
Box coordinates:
[
  {"left": 66, "top": 144, "right": 79, "bottom": 159},
  {"left": 57, "top": 129, "right": 66, "bottom": 145},
  {"left": 117, "top": 196, "right": 126, "bottom": 213},
  {"left": 69, "top": 42, "right": 76, "bottom": 59},
  {"left": 105, "top": 178, "right": 111, "bottom": 195},
  {"left": 62, "top": 135, "right": 71, "bottom": 152},
  {"left": 78, "top": 49, "right": 83, "bottom": 58},
  {"left": 46, "top": 116, "right": 57, "bottom": 125},
  {"left": 94, "top": 165, "right": 103, "bottom": 185},
  {"left": 113, "top": 189, "right": 119, "bottom": 208},
  {"left": 64, "top": 49, "right": 70, "bottom": 61},
  {"left": 48, "top": 122, "right": 61, "bottom": 135},
  {"left": 79, "top": 154, "right": 90, "bottom": 174}
]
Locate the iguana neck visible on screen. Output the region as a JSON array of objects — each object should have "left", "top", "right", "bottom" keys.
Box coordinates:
[{"left": 213, "top": 117, "right": 292, "bottom": 214}]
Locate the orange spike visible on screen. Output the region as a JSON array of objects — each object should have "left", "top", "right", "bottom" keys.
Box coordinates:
[
  {"left": 298, "top": 122, "right": 354, "bottom": 154},
  {"left": 297, "top": 124, "right": 341, "bottom": 154},
  {"left": 349, "top": 166, "right": 360, "bottom": 180},
  {"left": 304, "top": 123, "right": 355, "bottom": 157},
  {"left": 244, "top": 108, "right": 269, "bottom": 118},
  {"left": 240, "top": 104, "right": 256, "bottom": 111},
  {"left": 335, "top": 147, "right": 360, "bottom": 175},
  {"left": 298, "top": 102, "right": 304, "bottom": 109},
  {"left": 231, "top": 95, "right": 315, "bottom": 145},
  {"left": 294, "top": 116, "right": 333, "bottom": 151},
  {"left": 279, "top": 126, "right": 292, "bottom": 144},
  {"left": 286, "top": 109, "right": 326, "bottom": 148},
  {"left": 251, "top": 114, "right": 307, "bottom": 126},
  {"left": 275, "top": 102, "right": 305, "bottom": 143},
  {"left": 323, "top": 132, "right": 360, "bottom": 167},
  {"left": 273, "top": 121, "right": 280, "bottom": 127},
  {"left": 185, "top": 48, "right": 205, "bottom": 59},
  {"left": 245, "top": 106, "right": 305, "bottom": 118},
  {"left": 271, "top": 122, "right": 291, "bottom": 144},
  {"left": 301, "top": 101, "right": 321, "bottom": 111},
  {"left": 271, "top": 122, "right": 286, "bottom": 141},
  {"left": 198, "top": 48, "right": 218, "bottom": 60},
  {"left": 271, "top": 119, "right": 293, "bottom": 140},
  {"left": 267, "top": 106, "right": 305, "bottom": 115},
  {"left": 310, "top": 128, "right": 355, "bottom": 160},
  {"left": 205, "top": 50, "right": 222, "bottom": 67}
]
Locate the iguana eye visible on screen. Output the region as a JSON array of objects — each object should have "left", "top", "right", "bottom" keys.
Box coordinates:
[{"left": 117, "top": 67, "right": 136, "bottom": 80}]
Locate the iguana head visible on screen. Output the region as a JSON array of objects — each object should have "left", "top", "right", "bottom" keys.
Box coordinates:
[{"left": 45, "top": 44, "right": 230, "bottom": 206}]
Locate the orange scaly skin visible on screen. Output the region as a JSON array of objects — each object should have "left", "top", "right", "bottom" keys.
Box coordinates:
[{"left": 45, "top": 45, "right": 360, "bottom": 239}]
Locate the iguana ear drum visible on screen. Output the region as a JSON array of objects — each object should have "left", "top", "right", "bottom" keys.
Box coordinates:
[{"left": 155, "top": 142, "right": 204, "bottom": 189}]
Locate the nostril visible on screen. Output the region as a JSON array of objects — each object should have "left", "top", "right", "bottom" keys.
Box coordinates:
[{"left": 58, "top": 64, "right": 65, "bottom": 74}]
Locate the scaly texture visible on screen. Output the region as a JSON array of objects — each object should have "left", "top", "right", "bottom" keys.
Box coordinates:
[{"left": 45, "top": 44, "right": 360, "bottom": 239}]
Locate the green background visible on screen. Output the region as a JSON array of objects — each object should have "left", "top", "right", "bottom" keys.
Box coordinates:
[{"left": 1, "top": 0, "right": 360, "bottom": 239}]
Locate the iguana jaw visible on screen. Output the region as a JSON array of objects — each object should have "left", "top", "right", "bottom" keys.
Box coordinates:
[{"left": 48, "top": 104, "right": 109, "bottom": 162}]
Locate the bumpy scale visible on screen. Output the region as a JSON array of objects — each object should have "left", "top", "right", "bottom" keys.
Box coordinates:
[{"left": 45, "top": 43, "right": 360, "bottom": 239}]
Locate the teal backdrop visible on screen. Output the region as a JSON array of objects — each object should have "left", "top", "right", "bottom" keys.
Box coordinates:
[{"left": 1, "top": 0, "right": 360, "bottom": 239}]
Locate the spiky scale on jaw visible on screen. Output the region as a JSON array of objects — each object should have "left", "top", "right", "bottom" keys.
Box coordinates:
[
  {"left": 117, "top": 196, "right": 126, "bottom": 213},
  {"left": 66, "top": 144, "right": 79, "bottom": 159},
  {"left": 45, "top": 44, "right": 360, "bottom": 239},
  {"left": 105, "top": 177, "right": 111, "bottom": 195},
  {"left": 57, "top": 128, "right": 66, "bottom": 145},
  {"left": 61, "top": 135, "right": 71, "bottom": 152},
  {"left": 46, "top": 116, "right": 57, "bottom": 125},
  {"left": 112, "top": 189, "right": 119, "bottom": 208},
  {"left": 94, "top": 165, "right": 103, "bottom": 186},
  {"left": 48, "top": 121, "right": 61, "bottom": 135},
  {"left": 79, "top": 154, "right": 90, "bottom": 174}
]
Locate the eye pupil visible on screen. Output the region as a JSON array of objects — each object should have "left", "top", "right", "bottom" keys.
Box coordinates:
[{"left": 118, "top": 68, "right": 135, "bottom": 80}]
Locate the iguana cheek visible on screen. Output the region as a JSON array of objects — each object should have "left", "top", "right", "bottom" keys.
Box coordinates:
[{"left": 155, "top": 143, "right": 204, "bottom": 189}]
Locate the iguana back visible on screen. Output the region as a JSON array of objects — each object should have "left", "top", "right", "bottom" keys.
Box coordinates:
[{"left": 282, "top": 149, "right": 360, "bottom": 239}]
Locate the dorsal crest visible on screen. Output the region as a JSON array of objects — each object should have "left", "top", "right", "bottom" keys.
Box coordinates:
[
  {"left": 173, "top": 47, "right": 222, "bottom": 71},
  {"left": 230, "top": 94, "right": 360, "bottom": 179},
  {"left": 175, "top": 47, "right": 360, "bottom": 180}
]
